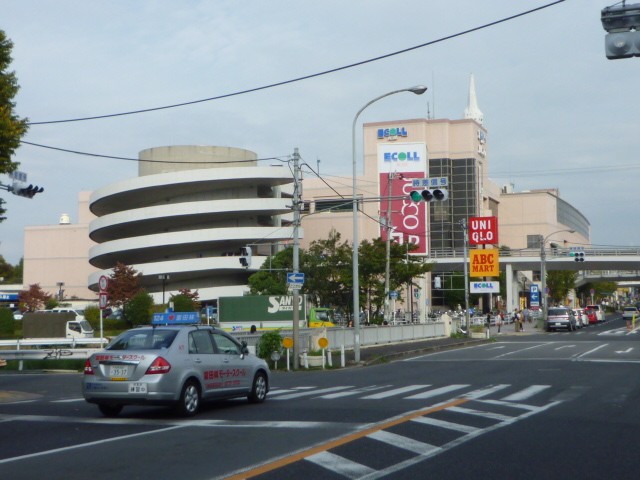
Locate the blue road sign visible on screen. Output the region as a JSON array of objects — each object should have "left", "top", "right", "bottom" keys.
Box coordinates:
[{"left": 287, "top": 272, "right": 305, "bottom": 285}]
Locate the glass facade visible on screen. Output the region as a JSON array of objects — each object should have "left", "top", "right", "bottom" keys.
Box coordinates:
[{"left": 428, "top": 157, "right": 479, "bottom": 253}]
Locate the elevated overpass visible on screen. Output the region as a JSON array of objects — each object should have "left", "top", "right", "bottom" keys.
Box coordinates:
[{"left": 426, "top": 247, "right": 640, "bottom": 274}]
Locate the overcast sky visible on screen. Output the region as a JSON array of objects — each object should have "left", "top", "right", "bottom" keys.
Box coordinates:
[{"left": 1, "top": 0, "right": 638, "bottom": 266}]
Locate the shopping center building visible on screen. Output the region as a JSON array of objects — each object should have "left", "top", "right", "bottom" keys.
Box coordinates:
[{"left": 18, "top": 77, "right": 590, "bottom": 312}]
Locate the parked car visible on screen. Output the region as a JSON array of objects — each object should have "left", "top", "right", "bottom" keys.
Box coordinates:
[
  {"left": 573, "top": 309, "right": 589, "bottom": 328},
  {"left": 546, "top": 307, "right": 577, "bottom": 332},
  {"left": 584, "top": 307, "right": 598, "bottom": 325},
  {"left": 82, "top": 324, "right": 270, "bottom": 417},
  {"left": 622, "top": 306, "right": 639, "bottom": 321},
  {"left": 586, "top": 304, "right": 605, "bottom": 322}
]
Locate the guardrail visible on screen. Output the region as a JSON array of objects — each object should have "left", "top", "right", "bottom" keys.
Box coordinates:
[{"left": 428, "top": 247, "right": 640, "bottom": 259}]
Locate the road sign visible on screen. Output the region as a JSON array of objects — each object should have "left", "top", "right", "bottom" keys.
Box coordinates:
[
  {"left": 390, "top": 291, "right": 398, "bottom": 299},
  {"left": 287, "top": 272, "right": 305, "bottom": 285},
  {"left": 318, "top": 337, "right": 329, "bottom": 349},
  {"left": 282, "top": 337, "right": 293, "bottom": 349},
  {"left": 99, "top": 292, "right": 108, "bottom": 309},
  {"left": 99, "top": 275, "right": 109, "bottom": 292}
]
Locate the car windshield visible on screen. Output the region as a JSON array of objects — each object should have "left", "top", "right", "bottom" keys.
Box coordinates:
[{"left": 107, "top": 329, "right": 178, "bottom": 350}]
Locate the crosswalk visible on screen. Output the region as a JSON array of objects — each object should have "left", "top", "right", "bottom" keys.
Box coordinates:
[
  {"left": 269, "top": 382, "right": 565, "bottom": 404},
  {"left": 250, "top": 382, "right": 575, "bottom": 479}
]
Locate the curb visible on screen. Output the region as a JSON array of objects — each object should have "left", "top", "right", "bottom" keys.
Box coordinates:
[{"left": 361, "top": 338, "right": 492, "bottom": 366}]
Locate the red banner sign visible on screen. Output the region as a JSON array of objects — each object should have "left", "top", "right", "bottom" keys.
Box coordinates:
[{"left": 469, "top": 216, "right": 498, "bottom": 245}]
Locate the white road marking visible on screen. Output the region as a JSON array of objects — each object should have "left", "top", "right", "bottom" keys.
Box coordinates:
[
  {"left": 317, "top": 385, "right": 391, "bottom": 399},
  {"left": 555, "top": 345, "right": 576, "bottom": 351},
  {"left": 412, "top": 416, "right": 480, "bottom": 434},
  {"left": 500, "top": 385, "right": 551, "bottom": 402},
  {"left": 362, "top": 385, "right": 431, "bottom": 399},
  {"left": 615, "top": 347, "right": 633, "bottom": 354},
  {"left": 272, "top": 386, "right": 353, "bottom": 400},
  {"left": 368, "top": 430, "right": 441, "bottom": 455},
  {"left": 405, "top": 384, "right": 469, "bottom": 400},
  {"left": 306, "top": 451, "right": 376, "bottom": 479},
  {"left": 463, "top": 384, "right": 510, "bottom": 399},
  {"left": 447, "top": 406, "right": 513, "bottom": 422}
]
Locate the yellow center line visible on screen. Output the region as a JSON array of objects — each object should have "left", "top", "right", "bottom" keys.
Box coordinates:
[{"left": 225, "top": 397, "right": 470, "bottom": 480}]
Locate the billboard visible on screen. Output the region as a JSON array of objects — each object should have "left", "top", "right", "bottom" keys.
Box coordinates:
[
  {"left": 469, "top": 248, "right": 500, "bottom": 277},
  {"left": 378, "top": 142, "right": 428, "bottom": 254},
  {"left": 469, "top": 216, "right": 498, "bottom": 245}
]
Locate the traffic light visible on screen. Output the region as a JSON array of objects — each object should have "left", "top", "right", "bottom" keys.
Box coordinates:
[
  {"left": 409, "top": 187, "right": 448, "bottom": 202},
  {"left": 239, "top": 246, "right": 252, "bottom": 268},
  {"left": 569, "top": 247, "right": 585, "bottom": 262},
  {"left": 12, "top": 183, "right": 44, "bottom": 198},
  {"left": 601, "top": 3, "right": 640, "bottom": 59}
]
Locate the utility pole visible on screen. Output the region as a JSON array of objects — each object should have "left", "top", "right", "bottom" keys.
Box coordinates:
[
  {"left": 384, "top": 173, "right": 393, "bottom": 325},
  {"left": 292, "top": 148, "right": 301, "bottom": 369},
  {"left": 460, "top": 219, "right": 471, "bottom": 335}
]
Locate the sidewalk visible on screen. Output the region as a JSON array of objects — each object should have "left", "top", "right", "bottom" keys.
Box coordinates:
[{"left": 342, "top": 320, "right": 541, "bottom": 367}]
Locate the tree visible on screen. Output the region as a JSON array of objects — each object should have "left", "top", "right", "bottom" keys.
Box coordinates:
[
  {"left": 126, "top": 290, "right": 154, "bottom": 326},
  {"left": 18, "top": 283, "right": 52, "bottom": 312},
  {"left": 106, "top": 262, "right": 142, "bottom": 325},
  {"left": 0, "top": 30, "right": 30, "bottom": 222},
  {"left": 170, "top": 288, "right": 200, "bottom": 312},
  {"left": 0, "top": 256, "right": 22, "bottom": 284},
  {"left": 248, "top": 247, "right": 293, "bottom": 295},
  {"left": 546, "top": 270, "right": 576, "bottom": 305}
]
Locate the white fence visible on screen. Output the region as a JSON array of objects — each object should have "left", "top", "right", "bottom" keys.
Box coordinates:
[{"left": 0, "top": 323, "right": 446, "bottom": 363}]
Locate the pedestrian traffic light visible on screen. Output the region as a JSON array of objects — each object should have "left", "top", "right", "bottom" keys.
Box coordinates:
[
  {"left": 601, "top": 3, "right": 640, "bottom": 59},
  {"left": 239, "top": 246, "right": 252, "bottom": 268},
  {"left": 12, "top": 183, "right": 44, "bottom": 198},
  {"left": 409, "top": 188, "right": 448, "bottom": 202},
  {"left": 569, "top": 248, "right": 585, "bottom": 262}
]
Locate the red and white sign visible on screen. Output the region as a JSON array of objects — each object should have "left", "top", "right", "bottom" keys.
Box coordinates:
[
  {"left": 99, "top": 292, "right": 108, "bottom": 309},
  {"left": 469, "top": 216, "right": 499, "bottom": 245},
  {"left": 99, "top": 275, "right": 109, "bottom": 292},
  {"left": 378, "top": 142, "right": 428, "bottom": 254}
]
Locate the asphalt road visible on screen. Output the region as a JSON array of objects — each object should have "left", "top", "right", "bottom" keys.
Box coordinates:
[{"left": 1, "top": 314, "right": 638, "bottom": 480}]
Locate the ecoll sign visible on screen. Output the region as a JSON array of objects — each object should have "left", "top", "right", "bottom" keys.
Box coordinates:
[{"left": 469, "top": 216, "right": 498, "bottom": 245}]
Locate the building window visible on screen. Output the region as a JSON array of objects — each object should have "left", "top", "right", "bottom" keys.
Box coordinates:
[
  {"left": 314, "top": 198, "right": 355, "bottom": 213},
  {"left": 527, "top": 234, "right": 543, "bottom": 249}
]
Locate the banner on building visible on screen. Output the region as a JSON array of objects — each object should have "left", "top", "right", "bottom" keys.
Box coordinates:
[
  {"left": 377, "top": 142, "right": 428, "bottom": 255},
  {"left": 469, "top": 248, "right": 499, "bottom": 277}
]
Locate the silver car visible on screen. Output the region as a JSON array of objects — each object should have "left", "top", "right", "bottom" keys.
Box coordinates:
[
  {"left": 82, "top": 325, "right": 270, "bottom": 417},
  {"left": 545, "top": 307, "right": 577, "bottom": 332}
]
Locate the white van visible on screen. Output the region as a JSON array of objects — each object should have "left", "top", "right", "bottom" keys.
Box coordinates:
[
  {"left": 586, "top": 304, "right": 605, "bottom": 322},
  {"left": 51, "top": 307, "right": 86, "bottom": 320}
]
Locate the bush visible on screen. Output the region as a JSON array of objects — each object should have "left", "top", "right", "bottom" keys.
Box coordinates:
[
  {"left": 125, "top": 290, "right": 154, "bottom": 326},
  {"left": 84, "top": 305, "right": 100, "bottom": 323},
  {"left": 170, "top": 293, "right": 198, "bottom": 313},
  {"left": 256, "top": 330, "right": 283, "bottom": 362},
  {"left": 0, "top": 307, "right": 14, "bottom": 336}
]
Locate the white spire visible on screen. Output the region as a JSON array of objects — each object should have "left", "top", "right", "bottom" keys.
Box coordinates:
[{"left": 464, "top": 73, "right": 483, "bottom": 125}]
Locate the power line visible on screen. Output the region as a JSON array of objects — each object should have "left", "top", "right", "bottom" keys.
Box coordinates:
[
  {"left": 19, "top": 140, "right": 290, "bottom": 165},
  {"left": 26, "top": 1, "right": 566, "bottom": 125}
]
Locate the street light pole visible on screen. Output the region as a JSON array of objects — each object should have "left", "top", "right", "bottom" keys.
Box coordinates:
[
  {"left": 158, "top": 274, "right": 170, "bottom": 305},
  {"left": 352, "top": 85, "right": 427, "bottom": 363},
  {"left": 540, "top": 229, "right": 574, "bottom": 319}
]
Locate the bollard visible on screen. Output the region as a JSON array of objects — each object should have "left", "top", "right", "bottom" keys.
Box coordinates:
[
  {"left": 340, "top": 344, "right": 345, "bottom": 368},
  {"left": 303, "top": 351, "right": 309, "bottom": 369},
  {"left": 327, "top": 348, "right": 332, "bottom": 367},
  {"left": 322, "top": 348, "right": 325, "bottom": 369},
  {"left": 286, "top": 348, "right": 290, "bottom": 371}
]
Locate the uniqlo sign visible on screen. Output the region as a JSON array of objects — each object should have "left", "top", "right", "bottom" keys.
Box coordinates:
[{"left": 468, "top": 216, "right": 498, "bottom": 245}]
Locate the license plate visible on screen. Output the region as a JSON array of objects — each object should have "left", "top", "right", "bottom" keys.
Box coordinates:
[
  {"left": 109, "top": 365, "right": 129, "bottom": 378},
  {"left": 554, "top": 322, "right": 563, "bottom": 326},
  {"left": 128, "top": 382, "right": 147, "bottom": 394}
]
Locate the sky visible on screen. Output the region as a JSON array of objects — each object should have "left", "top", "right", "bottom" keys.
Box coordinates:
[{"left": 1, "top": 0, "right": 639, "bottom": 267}]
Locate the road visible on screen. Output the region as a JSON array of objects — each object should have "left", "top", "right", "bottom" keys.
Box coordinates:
[{"left": 1, "top": 314, "right": 639, "bottom": 479}]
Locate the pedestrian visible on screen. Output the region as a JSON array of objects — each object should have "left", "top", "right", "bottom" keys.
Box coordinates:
[
  {"left": 497, "top": 311, "right": 503, "bottom": 334},
  {"left": 486, "top": 312, "right": 491, "bottom": 329},
  {"left": 513, "top": 309, "right": 520, "bottom": 332},
  {"left": 519, "top": 310, "right": 525, "bottom": 332}
]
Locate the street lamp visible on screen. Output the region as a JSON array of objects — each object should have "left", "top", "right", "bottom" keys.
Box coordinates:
[
  {"left": 540, "top": 229, "right": 574, "bottom": 319},
  {"left": 352, "top": 85, "right": 428, "bottom": 363},
  {"left": 158, "top": 274, "right": 170, "bottom": 304}
]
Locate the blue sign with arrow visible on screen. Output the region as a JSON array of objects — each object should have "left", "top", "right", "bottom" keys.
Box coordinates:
[{"left": 287, "top": 272, "right": 305, "bottom": 285}]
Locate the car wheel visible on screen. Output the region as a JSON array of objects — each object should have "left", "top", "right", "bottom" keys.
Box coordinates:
[
  {"left": 176, "top": 379, "right": 200, "bottom": 417},
  {"left": 98, "top": 403, "right": 123, "bottom": 417},
  {"left": 248, "top": 371, "right": 268, "bottom": 404}
]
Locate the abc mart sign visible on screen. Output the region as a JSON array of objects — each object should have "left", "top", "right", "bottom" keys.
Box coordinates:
[{"left": 470, "top": 281, "right": 500, "bottom": 293}]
